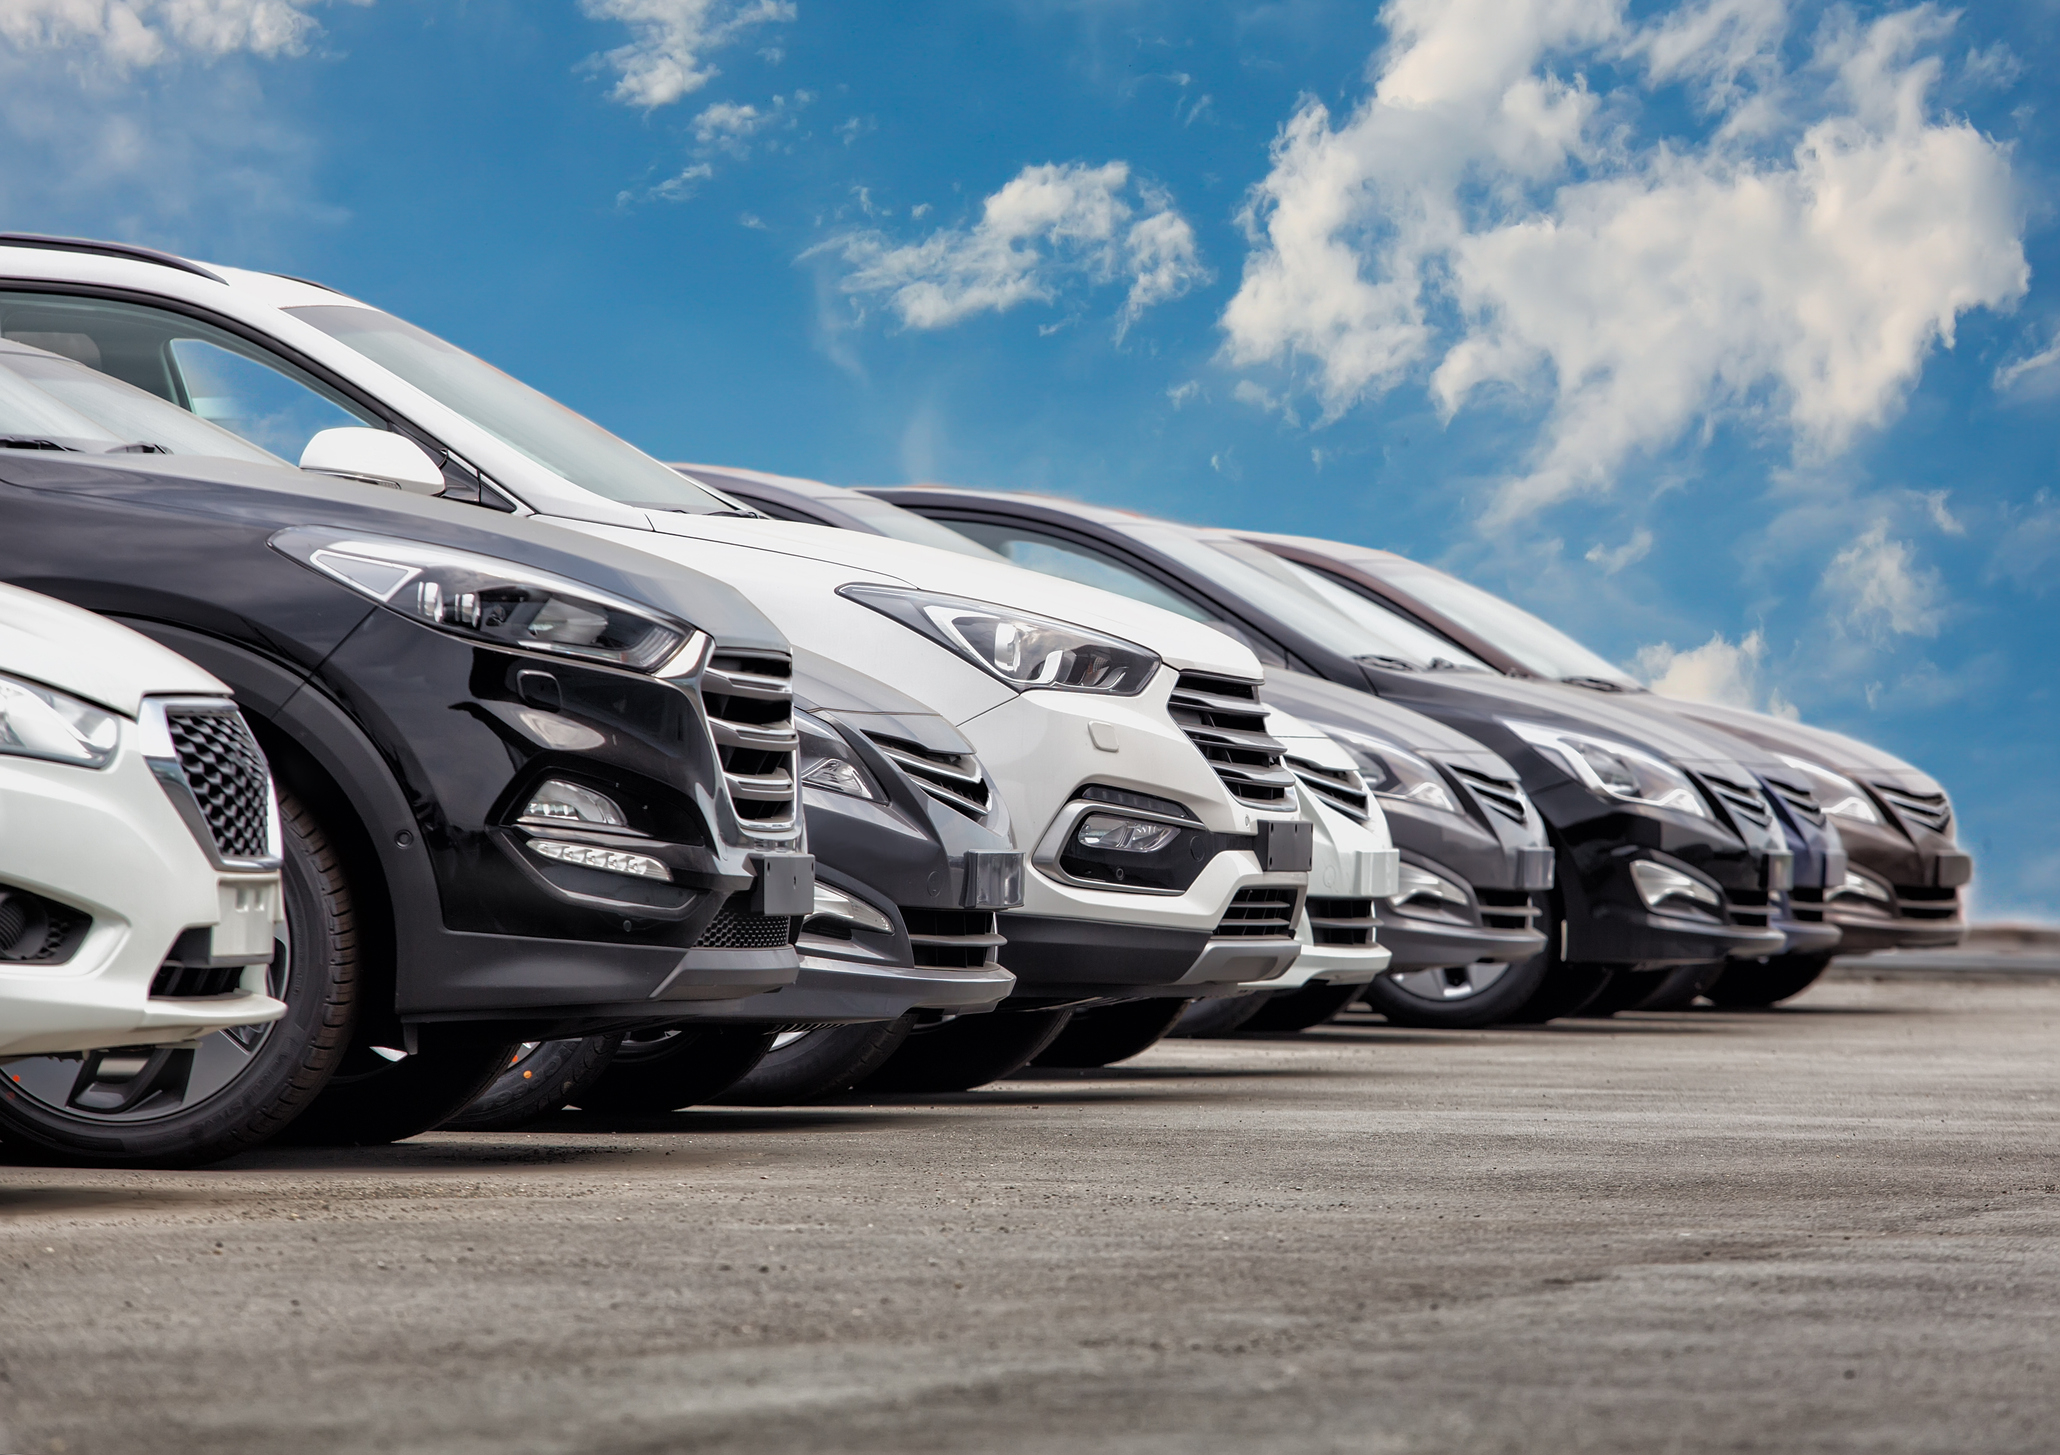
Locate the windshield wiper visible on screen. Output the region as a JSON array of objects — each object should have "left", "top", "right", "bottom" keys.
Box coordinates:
[
  {"left": 1426, "top": 657, "right": 1487, "bottom": 673},
  {"left": 630, "top": 501, "right": 767, "bottom": 519},
  {"left": 1562, "top": 675, "right": 1624, "bottom": 692},
  {"left": 105, "top": 441, "right": 169, "bottom": 454},
  {"left": 0, "top": 436, "right": 70, "bottom": 451},
  {"left": 1355, "top": 654, "right": 1418, "bottom": 673}
]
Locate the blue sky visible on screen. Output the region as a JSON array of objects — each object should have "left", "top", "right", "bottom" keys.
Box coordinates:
[{"left": 3, "top": 0, "right": 2056, "bottom": 917}]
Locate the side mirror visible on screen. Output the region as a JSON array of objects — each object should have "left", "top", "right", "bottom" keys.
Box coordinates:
[{"left": 299, "top": 428, "right": 445, "bottom": 496}]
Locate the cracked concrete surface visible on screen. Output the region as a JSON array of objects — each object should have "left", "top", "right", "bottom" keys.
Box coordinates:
[{"left": 2, "top": 971, "right": 2056, "bottom": 1454}]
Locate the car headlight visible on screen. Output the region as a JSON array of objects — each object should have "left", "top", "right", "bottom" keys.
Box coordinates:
[
  {"left": 1778, "top": 755, "right": 1882, "bottom": 825},
  {"left": 838, "top": 585, "right": 1159, "bottom": 695},
  {"left": 271, "top": 528, "right": 697, "bottom": 673},
  {"left": 1506, "top": 721, "right": 1707, "bottom": 818},
  {"left": 796, "top": 710, "right": 880, "bottom": 801},
  {"left": 1323, "top": 726, "right": 1462, "bottom": 816},
  {"left": 0, "top": 672, "right": 120, "bottom": 769}
]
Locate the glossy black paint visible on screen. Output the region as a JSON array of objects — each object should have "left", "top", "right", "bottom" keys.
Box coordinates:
[{"left": 0, "top": 450, "right": 802, "bottom": 1032}]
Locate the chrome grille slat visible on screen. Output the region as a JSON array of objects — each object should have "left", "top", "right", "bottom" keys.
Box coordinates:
[
  {"left": 702, "top": 652, "right": 797, "bottom": 828},
  {"left": 864, "top": 734, "right": 993, "bottom": 821},
  {"left": 900, "top": 908, "right": 1004, "bottom": 968},
  {"left": 1700, "top": 773, "right": 1772, "bottom": 828},
  {"left": 1285, "top": 756, "right": 1371, "bottom": 824},
  {"left": 1168, "top": 672, "right": 1297, "bottom": 808},
  {"left": 1449, "top": 764, "right": 1527, "bottom": 825},
  {"left": 1878, "top": 785, "right": 1951, "bottom": 834}
]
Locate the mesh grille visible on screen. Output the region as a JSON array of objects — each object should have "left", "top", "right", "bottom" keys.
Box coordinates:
[
  {"left": 900, "top": 907, "right": 1004, "bottom": 968},
  {"left": 1879, "top": 786, "right": 1951, "bottom": 834},
  {"left": 694, "top": 905, "right": 802, "bottom": 948},
  {"left": 864, "top": 733, "right": 992, "bottom": 821},
  {"left": 1306, "top": 896, "right": 1376, "bottom": 946},
  {"left": 1214, "top": 886, "right": 1299, "bottom": 938},
  {"left": 1286, "top": 756, "right": 1370, "bottom": 823},
  {"left": 165, "top": 708, "right": 271, "bottom": 859},
  {"left": 703, "top": 653, "right": 798, "bottom": 828},
  {"left": 1450, "top": 765, "right": 1527, "bottom": 825},
  {"left": 1167, "top": 673, "right": 1297, "bottom": 807}
]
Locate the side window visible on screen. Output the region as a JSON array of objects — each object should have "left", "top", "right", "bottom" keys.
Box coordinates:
[
  {"left": 0, "top": 292, "right": 381, "bottom": 463},
  {"left": 942, "top": 520, "right": 1290, "bottom": 666}
]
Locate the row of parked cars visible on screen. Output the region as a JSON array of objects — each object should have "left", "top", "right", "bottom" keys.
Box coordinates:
[{"left": 0, "top": 234, "right": 1973, "bottom": 1166}]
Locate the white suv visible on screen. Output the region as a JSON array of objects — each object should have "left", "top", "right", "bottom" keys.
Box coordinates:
[
  {"left": 0, "top": 237, "right": 1312, "bottom": 1088},
  {"left": 0, "top": 584, "right": 284, "bottom": 1078}
]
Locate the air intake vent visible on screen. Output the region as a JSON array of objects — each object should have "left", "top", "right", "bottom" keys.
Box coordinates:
[
  {"left": 164, "top": 707, "right": 273, "bottom": 860},
  {"left": 1474, "top": 888, "right": 1541, "bottom": 932},
  {"left": 864, "top": 733, "right": 991, "bottom": 821},
  {"left": 1879, "top": 786, "right": 1951, "bottom": 835},
  {"left": 1306, "top": 896, "right": 1376, "bottom": 946},
  {"left": 1450, "top": 764, "right": 1527, "bottom": 825},
  {"left": 694, "top": 904, "right": 801, "bottom": 948},
  {"left": 899, "top": 908, "right": 1005, "bottom": 968},
  {"left": 1700, "top": 773, "right": 1772, "bottom": 829},
  {"left": 1286, "top": 756, "right": 1370, "bottom": 823},
  {"left": 1214, "top": 886, "right": 1300, "bottom": 938},
  {"left": 0, "top": 888, "right": 89, "bottom": 965},
  {"left": 1167, "top": 673, "right": 1297, "bottom": 808},
  {"left": 1726, "top": 886, "right": 1771, "bottom": 929},
  {"left": 702, "top": 653, "right": 798, "bottom": 830}
]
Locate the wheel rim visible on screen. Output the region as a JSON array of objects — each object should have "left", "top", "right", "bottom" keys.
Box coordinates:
[
  {"left": 1385, "top": 961, "right": 1512, "bottom": 1003},
  {"left": 2, "top": 917, "right": 291, "bottom": 1124}
]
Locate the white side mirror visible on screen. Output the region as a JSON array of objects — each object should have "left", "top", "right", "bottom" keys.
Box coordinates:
[{"left": 299, "top": 428, "right": 445, "bottom": 496}]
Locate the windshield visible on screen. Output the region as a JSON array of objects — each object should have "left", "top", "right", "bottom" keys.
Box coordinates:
[
  {"left": 1354, "top": 556, "right": 1636, "bottom": 686},
  {"left": 839, "top": 494, "right": 1016, "bottom": 563},
  {"left": 287, "top": 305, "right": 733, "bottom": 514},
  {"left": 0, "top": 346, "right": 283, "bottom": 462},
  {"left": 1143, "top": 530, "right": 1491, "bottom": 671}
]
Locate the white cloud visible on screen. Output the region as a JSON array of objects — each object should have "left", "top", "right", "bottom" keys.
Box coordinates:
[
  {"left": 0, "top": 0, "right": 336, "bottom": 67},
  {"left": 1636, "top": 628, "right": 1794, "bottom": 715},
  {"left": 1820, "top": 518, "right": 1941, "bottom": 639},
  {"left": 824, "top": 160, "right": 1208, "bottom": 338},
  {"left": 1166, "top": 380, "right": 1200, "bottom": 409},
  {"left": 1584, "top": 527, "right": 1653, "bottom": 573},
  {"left": 1994, "top": 330, "right": 2060, "bottom": 396},
  {"left": 580, "top": 0, "right": 793, "bottom": 110},
  {"left": 1220, "top": 1, "right": 2028, "bottom": 522}
]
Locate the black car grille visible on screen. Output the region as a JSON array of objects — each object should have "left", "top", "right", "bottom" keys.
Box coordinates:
[
  {"left": 1214, "top": 886, "right": 1300, "bottom": 938},
  {"left": 1727, "top": 886, "right": 1771, "bottom": 929},
  {"left": 165, "top": 707, "right": 272, "bottom": 860},
  {"left": 1475, "top": 888, "right": 1542, "bottom": 932},
  {"left": 150, "top": 962, "right": 248, "bottom": 998},
  {"left": 1764, "top": 775, "right": 1824, "bottom": 824},
  {"left": 694, "top": 905, "right": 802, "bottom": 949},
  {"left": 1893, "top": 885, "right": 1961, "bottom": 921},
  {"left": 1450, "top": 764, "right": 1527, "bottom": 825},
  {"left": 899, "top": 907, "right": 1005, "bottom": 968},
  {"left": 1306, "top": 896, "right": 1376, "bottom": 946},
  {"left": 865, "top": 733, "right": 991, "bottom": 821},
  {"left": 0, "top": 888, "right": 90, "bottom": 965},
  {"left": 1700, "top": 772, "right": 1772, "bottom": 829},
  {"left": 1285, "top": 756, "right": 1370, "bottom": 823},
  {"left": 702, "top": 653, "right": 799, "bottom": 829},
  {"left": 1787, "top": 885, "right": 1826, "bottom": 922},
  {"left": 1879, "top": 785, "right": 1951, "bottom": 835},
  {"left": 1168, "top": 673, "right": 1297, "bottom": 808}
]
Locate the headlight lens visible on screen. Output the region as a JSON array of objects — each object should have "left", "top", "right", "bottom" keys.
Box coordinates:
[
  {"left": 272, "top": 528, "right": 694, "bottom": 672},
  {"left": 1074, "top": 814, "right": 1181, "bottom": 853},
  {"left": 1507, "top": 721, "right": 1707, "bottom": 818},
  {"left": 0, "top": 672, "right": 120, "bottom": 769},
  {"left": 796, "top": 710, "right": 879, "bottom": 801},
  {"left": 521, "top": 780, "right": 628, "bottom": 827},
  {"left": 1779, "top": 755, "right": 1881, "bottom": 825},
  {"left": 1324, "top": 726, "right": 1461, "bottom": 816},
  {"left": 838, "top": 585, "right": 1159, "bottom": 695}
]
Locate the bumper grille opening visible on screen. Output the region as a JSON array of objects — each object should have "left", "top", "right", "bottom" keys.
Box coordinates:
[
  {"left": 1727, "top": 886, "right": 1771, "bottom": 929},
  {"left": 703, "top": 653, "right": 798, "bottom": 828},
  {"left": 1450, "top": 765, "right": 1528, "bottom": 825},
  {"left": 1214, "top": 886, "right": 1300, "bottom": 938},
  {"left": 1894, "top": 885, "right": 1961, "bottom": 921},
  {"left": 1306, "top": 895, "right": 1376, "bottom": 946},
  {"left": 1168, "top": 673, "right": 1297, "bottom": 808},
  {"left": 1787, "top": 885, "right": 1826, "bottom": 922},
  {"left": 1475, "top": 888, "right": 1542, "bottom": 932},
  {"left": 165, "top": 707, "right": 272, "bottom": 859},
  {"left": 0, "top": 888, "right": 90, "bottom": 965},
  {"left": 694, "top": 905, "right": 802, "bottom": 949},
  {"left": 899, "top": 907, "right": 1005, "bottom": 968},
  {"left": 1879, "top": 786, "right": 1951, "bottom": 835},
  {"left": 150, "top": 962, "right": 248, "bottom": 998},
  {"left": 864, "top": 733, "right": 992, "bottom": 821},
  {"left": 1286, "top": 756, "right": 1370, "bottom": 823}
]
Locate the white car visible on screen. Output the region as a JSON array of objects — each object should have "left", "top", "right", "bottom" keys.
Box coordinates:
[
  {"left": 0, "top": 584, "right": 284, "bottom": 1083},
  {"left": 0, "top": 238, "right": 1313, "bottom": 1089}
]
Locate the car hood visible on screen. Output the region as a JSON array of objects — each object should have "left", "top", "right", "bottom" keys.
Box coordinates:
[
  {"left": 0, "top": 580, "right": 222, "bottom": 715},
  {"left": 1262, "top": 668, "right": 1500, "bottom": 759},
  {"left": 634, "top": 511, "right": 1263, "bottom": 678},
  {"left": 1633, "top": 693, "right": 1936, "bottom": 786}
]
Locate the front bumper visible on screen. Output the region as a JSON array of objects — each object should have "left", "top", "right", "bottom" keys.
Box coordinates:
[
  {"left": 676, "top": 952, "right": 1014, "bottom": 1025},
  {"left": 995, "top": 912, "right": 1300, "bottom": 1004}
]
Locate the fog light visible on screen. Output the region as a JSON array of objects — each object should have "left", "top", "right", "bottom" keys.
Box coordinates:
[
  {"left": 1390, "top": 862, "right": 1468, "bottom": 908},
  {"left": 1829, "top": 869, "right": 1893, "bottom": 905},
  {"left": 1629, "top": 859, "right": 1720, "bottom": 912},
  {"left": 1073, "top": 814, "right": 1178, "bottom": 853},
  {"left": 805, "top": 882, "right": 893, "bottom": 935},
  {"left": 528, "top": 838, "right": 669, "bottom": 881},
  {"left": 522, "top": 780, "right": 627, "bottom": 827}
]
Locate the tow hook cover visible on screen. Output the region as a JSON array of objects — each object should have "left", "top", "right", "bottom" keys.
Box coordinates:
[
  {"left": 961, "top": 849, "right": 1026, "bottom": 910},
  {"left": 1931, "top": 850, "right": 1974, "bottom": 888},
  {"left": 751, "top": 853, "right": 815, "bottom": 916},
  {"left": 1257, "top": 819, "right": 1313, "bottom": 874}
]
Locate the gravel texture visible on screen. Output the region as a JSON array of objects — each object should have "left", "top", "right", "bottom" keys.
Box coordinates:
[{"left": 3, "top": 972, "right": 2057, "bottom": 1454}]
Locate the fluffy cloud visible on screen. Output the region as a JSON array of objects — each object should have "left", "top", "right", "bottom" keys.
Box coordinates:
[
  {"left": 580, "top": 0, "right": 793, "bottom": 110},
  {"left": 1221, "top": 0, "right": 2028, "bottom": 521},
  {"left": 0, "top": 0, "right": 333, "bottom": 67},
  {"left": 827, "top": 161, "right": 1208, "bottom": 338},
  {"left": 1820, "top": 518, "right": 1942, "bottom": 639},
  {"left": 1635, "top": 628, "right": 1794, "bottom": 715}
]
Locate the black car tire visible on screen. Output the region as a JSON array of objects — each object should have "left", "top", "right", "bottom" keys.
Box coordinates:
[
  {"left": 1360, "top": 951, "right": 1552, "bottom": 1029},
  {"left": 0, "top": 788, "right": 358, "bottom": 1168},
  {"left": 1239, "top": 981, "right": 1364, "bottom": 1033},
  {"left": 1169, "top": 992, "right": 1270, "bottom": 1039},
  {"left": 1505, "top": 960, "right": 1616, "bottom": 1023},
  {"left": 1034, "top": 998, "right": 1189, "bottom": 1068},
  {"left": 856, "top": 1009, "right": 1073, "bottom": 1093},
  {"left": 1706, "top": 952, "right": 1833, "bottom": 1008},
  {"left": 716, "top": 1017, "right": 916, "bottom": 1105},
  {"left": 1572, "top": 968, "right": 1671, "bottom": 1018},
  {"left": 574, "top": 1026, "right": 779, "bottom": 1114},
  {"left": 278, "top": 1023, "right": 521, "bottom": 1146},
  {"left": 1638, "top": 960, "right": 1727, "bottom": 1011},
  {"left": 441, "top": 1034, "right": 624, "bottom": 1131}
]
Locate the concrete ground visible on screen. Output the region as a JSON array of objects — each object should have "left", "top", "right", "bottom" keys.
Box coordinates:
[{"left": 3, "top": 970, "right": 2056, "bottom": 1455}]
